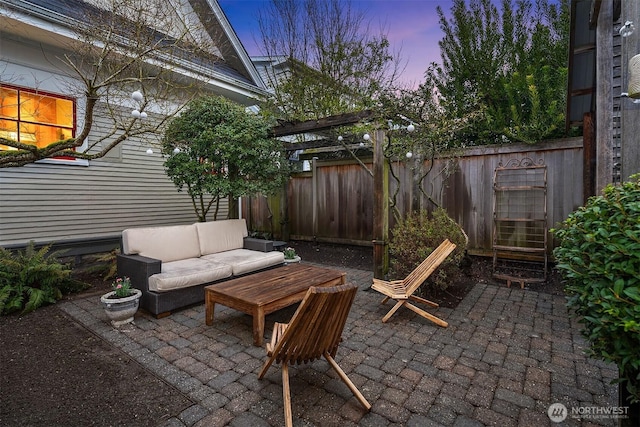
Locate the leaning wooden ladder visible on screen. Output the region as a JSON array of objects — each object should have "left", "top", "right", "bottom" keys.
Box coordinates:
[
  {"left": 371, "top": 239, "right": 457, "bottom": 327},
  {"left": 258, "top": 283, "right": 371, "bottom": 427}
]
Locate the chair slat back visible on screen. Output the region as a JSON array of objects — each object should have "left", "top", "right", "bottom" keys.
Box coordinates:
[
  {"left": 271, "top": 283, "right": 358, "bottom": 365},
  {"left": 403, "top": 240, "right": 456, "bottom": 296}
]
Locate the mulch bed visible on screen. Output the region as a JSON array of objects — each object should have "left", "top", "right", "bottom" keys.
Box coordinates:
[
  {"left": 0, "top": 240, "right": 564, "bottom": 426},
  {"left": 0, "top": 305, "right": 192, "bottom": 427}
]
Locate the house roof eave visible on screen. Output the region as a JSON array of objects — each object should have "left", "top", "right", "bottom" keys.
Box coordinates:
[{"left": 191, "top": 0, "right": 268, "bottom": 91}]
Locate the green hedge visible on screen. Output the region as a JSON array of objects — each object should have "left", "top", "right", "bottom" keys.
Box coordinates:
[{"left": 552, "top": 174, "right": 640, "bottom": 402}]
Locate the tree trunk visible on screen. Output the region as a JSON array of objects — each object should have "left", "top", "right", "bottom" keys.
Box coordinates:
[
  {"left": 372, "top": 129, "right": 389, "bottom": 279},
  {"left": 228, "top": 196, "right": 239, "bottom": 219}
]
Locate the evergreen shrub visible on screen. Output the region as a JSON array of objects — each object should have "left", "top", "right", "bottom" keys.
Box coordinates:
[
  {"left": 552, "top": 175, "right": 640, "bottom": 403},
  {"left": 389, "top": 208, "right": 467, "bottom": 293}
]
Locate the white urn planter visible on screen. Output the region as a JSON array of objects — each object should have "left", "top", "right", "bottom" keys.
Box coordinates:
[
  {"left": 100, "top": 289, "right": 142, "bottom": 326},
  {"left": 284, "top": 256, "right": 301, "bottom": 264}
]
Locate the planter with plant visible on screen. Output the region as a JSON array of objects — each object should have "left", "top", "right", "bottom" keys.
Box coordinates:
[
  {"left": 100, "top": 277, "right": 142, "bottom": 326},
  {"left": 552, "top": 174, "right": 639, "bottom": 426},
  {"left": 283, "top": 247, "right": 300, "bottom": 263}
]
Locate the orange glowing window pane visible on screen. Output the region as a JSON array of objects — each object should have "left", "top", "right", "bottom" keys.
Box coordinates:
[
  {"left": 20, "top": 92, "right": 73, "bottom": 127},
  {"left": 0, "top": 85, "right": 75, "bottom": 150},
  {"left": 0, "top": 88, "right": 19, "bottom": 119}
]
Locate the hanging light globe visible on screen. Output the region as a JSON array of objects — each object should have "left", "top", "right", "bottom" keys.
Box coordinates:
[{"left": 131, "top": 90, "right": 143, "bottom": 102}]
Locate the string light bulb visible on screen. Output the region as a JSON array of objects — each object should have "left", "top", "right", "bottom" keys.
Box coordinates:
[{"left": 131, "top": 90, "right": 143, "bottom": 102}]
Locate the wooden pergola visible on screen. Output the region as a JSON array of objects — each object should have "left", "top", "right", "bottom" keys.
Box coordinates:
[{"left": 270, "top": 110, "right": 390, "bottom": 278}]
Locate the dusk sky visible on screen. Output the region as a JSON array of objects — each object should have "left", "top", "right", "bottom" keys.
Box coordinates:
[{"left": 218, "top": 0, "right": 453, "bottom": 87}]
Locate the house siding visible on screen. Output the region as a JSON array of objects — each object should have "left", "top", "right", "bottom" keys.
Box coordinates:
[
  {"left": 0, "top": 2, "right": 249, "bottom": 250},
  {"left": 0, "top": 105, "right": 229, "bottom": 248},
  {"left": 0, "top": 106, "right": 226, "bottom": 248},
  {"left": 0, "top": 7, "right": 303, "bottom": 253}
]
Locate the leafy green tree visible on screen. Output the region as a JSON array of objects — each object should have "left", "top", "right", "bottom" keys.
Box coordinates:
[
  {"left": 427, "top": 0, "right": 570, "bottom": 146},
  {"left": 162, "top": 96, "right": 289, "bottom": 222}
]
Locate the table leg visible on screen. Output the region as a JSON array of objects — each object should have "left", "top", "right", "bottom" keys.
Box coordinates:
[
  {"left": 205, "top": 292, "right": 215, "bottom": 326},
  {"left": 253, "top": 307, "right": 265, "bottom": 347}
]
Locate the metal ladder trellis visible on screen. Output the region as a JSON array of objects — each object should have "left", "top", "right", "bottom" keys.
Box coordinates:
[{"left": 492, "top": 158, "right": 548, "bottom": 288}]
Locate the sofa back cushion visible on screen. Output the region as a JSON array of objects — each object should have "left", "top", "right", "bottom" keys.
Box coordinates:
[
  {"left": 195, "top": 219, "right": 248, "bottom": 256},
  {"left": 122, "top": 224, "right": 201, "bottom": 262}
]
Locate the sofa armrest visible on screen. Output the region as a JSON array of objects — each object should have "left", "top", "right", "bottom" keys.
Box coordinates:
[
  {"left": 117, "top": 253, "right": 161, "bottom": 293},
  {"left": 243, "top": 237, "right": 273, "bottom": 252}
]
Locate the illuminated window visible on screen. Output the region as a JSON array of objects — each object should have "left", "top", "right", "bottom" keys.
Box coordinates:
[{"left": 0, "top": 85, "right": 75, "bottom": 151}]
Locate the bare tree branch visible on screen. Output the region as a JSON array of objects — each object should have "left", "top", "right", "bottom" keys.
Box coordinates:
[{"left": 1, "top": 0, "right": 220, "bottom": 167}]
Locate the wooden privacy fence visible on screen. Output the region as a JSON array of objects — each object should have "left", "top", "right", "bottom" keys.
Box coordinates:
[{"left": 242, "top": 138, "right": 584, "bottom": 256}]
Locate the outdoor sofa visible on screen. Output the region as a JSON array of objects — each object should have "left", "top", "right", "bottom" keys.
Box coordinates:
[{"left": 117, "top": 219, "right": 285, "bottom": 317}]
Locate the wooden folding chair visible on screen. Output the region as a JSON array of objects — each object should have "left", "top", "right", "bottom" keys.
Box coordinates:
[
  {"left": 258, "top": 283, "right": 371, "bottom": 427},
  {"left": 371, "top": 239, "right": 456, "bottom": 327}
]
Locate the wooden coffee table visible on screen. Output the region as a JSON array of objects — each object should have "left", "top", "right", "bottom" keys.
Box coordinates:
[{"left": 205, "top": 263, "right": 346, "bottom": 346}]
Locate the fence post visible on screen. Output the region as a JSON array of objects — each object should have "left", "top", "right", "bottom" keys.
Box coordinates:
[
  {"left": 312, "top": 157, "right": 318, "bottom": 241},
  {"left": 280, "top": 180, "right": 289, "bottom": 241},
  {"left": 373, "top": 129, "right": 389, "bottom": 279}
]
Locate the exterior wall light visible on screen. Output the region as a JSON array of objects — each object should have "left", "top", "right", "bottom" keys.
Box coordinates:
[{"left": 619, "top": 20, "right": 635, "bottom": 37}]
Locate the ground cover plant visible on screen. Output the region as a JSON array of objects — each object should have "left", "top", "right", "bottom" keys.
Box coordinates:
[
  {"left": 0, "top": 242, "right": 88, "bottom": 314},
  {"left": 552, "top": 174, "right": 640, "bottom": 407}
]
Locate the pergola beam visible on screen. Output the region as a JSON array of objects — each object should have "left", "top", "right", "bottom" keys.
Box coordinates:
[{"left": 271, "top": 110, "right": 374, "bottom": 137}]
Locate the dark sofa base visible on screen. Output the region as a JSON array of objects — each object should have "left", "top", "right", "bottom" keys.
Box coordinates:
[{"left": 141, "top": 282, "right": 211, "bottom": 318}]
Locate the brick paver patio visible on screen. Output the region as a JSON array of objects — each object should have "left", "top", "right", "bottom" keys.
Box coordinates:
[{"left": 60, "top": 265, "right": 619, "bottom": 426}]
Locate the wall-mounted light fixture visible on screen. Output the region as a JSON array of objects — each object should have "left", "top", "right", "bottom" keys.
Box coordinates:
[{"left": 619, "top": 20, "right": 635, "bottom": 37}]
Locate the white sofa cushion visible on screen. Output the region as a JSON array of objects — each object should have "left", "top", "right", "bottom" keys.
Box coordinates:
[
  {"left": 203, "top": 249, "right": 285, "bottom": 276},
  {"left": 122, "top": 224, "right": 201, "bottom": 263},
  {"left": 195, "top": 219, "right": 248, "bottom": 255},
  {"left": 148, "top": 258, "right": 232, "bottom": 292}
]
